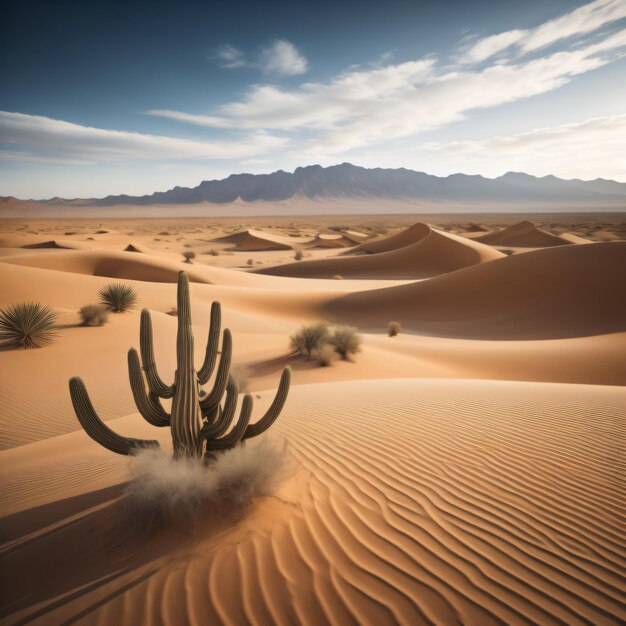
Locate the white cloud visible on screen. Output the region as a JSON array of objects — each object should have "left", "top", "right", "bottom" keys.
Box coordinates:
[
  {"left": 259, "top": 39, "right": 308, "bottom": 75},
  {"left": 421, "top": 114, "right": 626, "bottom": 180},
  {"left": 213, "top": 39, "right": 308, "bottom": 75},
  {"left": 459, "top": 0, "right": 626, "bottom": 63},
  {"left": 0, "top": 111, "right": 286, "bottom": 162},
  {"left": 215, "top": 44, "right": 246, "bottom": 69},
  {"left": 147, "top": 28, "right": 626, "bottom": 155}
]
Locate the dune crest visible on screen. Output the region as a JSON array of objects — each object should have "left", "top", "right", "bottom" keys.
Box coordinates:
[
  {"left": 325, "top": 241, "right": 626, "bottom": 339},
  {"left": 474, "top": 220, "right": 571, "bottom": 247},
  {"left": 258, "top": 224, "right": 504, "bottom": 279}
]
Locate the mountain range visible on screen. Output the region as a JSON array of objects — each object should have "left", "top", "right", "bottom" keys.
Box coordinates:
[{"left": 3, "top": 163, "right": 626, "bottom": 211}]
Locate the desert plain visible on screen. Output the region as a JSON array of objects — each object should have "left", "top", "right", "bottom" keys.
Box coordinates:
[{"left": 0, "top": 211, "right": 625, "bottom": 626}]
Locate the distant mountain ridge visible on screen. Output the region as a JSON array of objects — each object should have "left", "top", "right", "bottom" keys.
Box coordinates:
[{"left": 3, "top": 163, "right": 626, "bottom": 207}]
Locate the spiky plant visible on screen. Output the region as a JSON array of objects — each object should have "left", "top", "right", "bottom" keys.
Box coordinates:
[
  {"left": 0, "top": 302, "right": 59, "bottom": 349},
  {"left": 289, "top": 323, "right": 329, "bottom": 359},
  {"left": 79, "top": 304, "right": 109, "bottom": 327},
  {"left": 330, "top": 326, "right": 362, "bottom": 360},
  {"left": 70, "top": 271, "right": 290, "bottom": 460},
  {"left": 99, "top": 283, "right": 138, "bottom": 312}
]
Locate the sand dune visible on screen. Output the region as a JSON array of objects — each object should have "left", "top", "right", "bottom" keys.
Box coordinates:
[
  {"left": 1, "top": 379, "right": 624, "bottom": 626},
  {"left": 211, "top": 228, "right": 302, "bottom": 251},
  {"left": 305, "top": 233, "right": 360, "bottom": 248},
  {"left": 345, "top": 222, "right": 431, "bottom": 254},
  {"left": 558, "top": 232, "right": 592, "bottom": 244},
  {"left": 474, "top": 220, "right": 571, "bottom": 247},
  {"left": 325, "top": 241, "right": 626, "bottom": 339},
  {"left": 258, "top": 224, "right": 504, "bottom": 279}
]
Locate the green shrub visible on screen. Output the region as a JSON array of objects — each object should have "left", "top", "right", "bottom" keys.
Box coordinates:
[
  {"left": 99, "top": 283, "right": 138, "bottom": 312},
  {"left": 79, "top": 304, "right": 109, "bottom": 327},
  {"left": 289, "top": 323, "right": 329, "bottom": 359},
  {"left": 0, "top": 302, "right": 59, "bottom": 349},
  {"left": 330, "top": 326, "right": 361, "bottom": 360}
]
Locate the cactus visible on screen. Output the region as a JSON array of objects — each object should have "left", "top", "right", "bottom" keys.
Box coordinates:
[{"left": 69, "top": 271, "right": 290, "bottom": 460}]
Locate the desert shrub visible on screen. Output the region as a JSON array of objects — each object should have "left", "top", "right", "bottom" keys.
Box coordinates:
[
  {"left": 501, "top": 248, "right": 515, "bottom": 256},
  {"left": 0, "top": 302, "right": 59, "bottom": 349},
  {"left": 123, "top": 440, "right": 288, "bottom": 531},
  {"left": 207, "top": 248, "right": 220, "bottom": 256},
  {"left": 313, "top": 344, "right": 337, "bottom": 367},
  {"left": 159, "top": 231, "right": 170, "bottom": 236},
  {"left": 289, "top": 323, "right": 329, "bottom": 359},
  {"left": 99, "top": 283, "right": 138, "bottom": 312},
  {"left": 184, "top": 243, "right": 193, "bottom": 248},
  {"left": 79, "top": 304, "right": 109, "bottom": 327},
  {"left": 247, "top": 258, "right": 254, "bottom": 266},
  {"left": 294, "top": 248, "right": 304, "bottom": 261},
  {"left": 182, "top": 250, "right": 196, "bottom": 263},
  {"left": 329, "top": 326, "right": 362, "bottom": 360},
  {"left": 333, "top": 274, "right": 343, "bottom": 280},
  {"left": 388, "top": 321, "right": 401, "bottom": 337},
  {"left": 166, "top": 306, "right": 177, "bottom": 316}
]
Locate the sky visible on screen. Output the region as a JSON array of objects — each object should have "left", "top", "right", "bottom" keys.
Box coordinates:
[{"left": 0, "top": 0, "right": 625, "bottom": 199}]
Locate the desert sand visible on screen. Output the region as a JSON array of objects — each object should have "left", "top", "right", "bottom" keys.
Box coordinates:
[{"left": 0, "top": 213, "right": 625, "bottom": 626}]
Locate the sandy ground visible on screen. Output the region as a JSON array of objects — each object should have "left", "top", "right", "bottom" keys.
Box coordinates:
[{"left": 0, "top": 213, "right": 625, "bottom": 625}]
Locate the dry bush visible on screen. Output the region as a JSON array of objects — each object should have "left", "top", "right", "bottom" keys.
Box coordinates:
[
  {"left": 207, "top": 248, "right": 220, "bottom": 256},
  {"left": 79, "top": 304, "right": 109, "bottom": 327},
  {"left": 182, "top": 250, "right": 196, "bottom": 263},
  {"left": 388, "top": 321, "right": 401, "bottom": 337},
  {"left": 330, "top": 326, "right": 362, "bottom": 360},
  {"left": 289, "top": 323, "right": 329, "bottom": 358},
  {"left": 313, "top": 344, "right": 337, "bottom": 367},
  {"left": 293, "top": 248, "right": 304, "bottom": 261},
  {"left": 122, "top": 439, "right": 289, "bottom": 531},
  {"left": 247, "top": 258, "right": 254, "bottom": 266}
]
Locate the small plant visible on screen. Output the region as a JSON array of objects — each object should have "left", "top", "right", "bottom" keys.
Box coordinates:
[
  {"left": 388, "top": 321, "right": 401, "bottom": 337},
  {"left": 294, "top": 248, "right": 304, "bottom": 261},
  {"left": 330, "top": 326, "right": 361, "bottom": 360},
  {"left": 247, "top": 258, "right": 254, "bottom": 266},
  {"left": 79, "top": 304, "right": 109, "bottom": 327},
  {"left": 99, "top": 283, "right": 138, "bottom": 312},
  {"left": 208, "top": 248, "right": 220, "bottom": 256},
  {"left": 314, "top": 344, "right": 337, "bottom": 367},
  {"left": 0, "top": 302, "right": 59, "bottom": 349},
  {"left": 289, "top": 323, "right": 329, "bottom": 359},
  {"left": 183, "top": 250, "right": 196, "bottom": 263},
  {"left": 167, "top": 306, "right": 178, "bottom": 316}
]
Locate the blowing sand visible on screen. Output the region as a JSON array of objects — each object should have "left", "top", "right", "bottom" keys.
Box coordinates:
[{"left": 0, "top": 213, "right": 624, "bottom": 626}]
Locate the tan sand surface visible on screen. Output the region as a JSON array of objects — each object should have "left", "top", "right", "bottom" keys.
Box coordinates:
[{"left": 1, "top": 214, "right": 625, "bottom": 626}]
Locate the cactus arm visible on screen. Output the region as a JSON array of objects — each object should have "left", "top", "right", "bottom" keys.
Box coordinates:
[
  {"left": 202, "top": 376, "right": 238, "bottom": 439},
  {"left": 205, "top": 394, "right": 253, "bottom": 452},
  {"left": 197, "top": 301, "right": 221, "bottom": 385},
  {"left": 243, "top": 367, "right": 291, "bottom": 440},
  {"left": 128, "top": 349, "right": 170, "bottom": 427},
  {"left": 69, "top": 377, "right": 159, "bottom": 455},
  {"left": 140, "top": 309, "right": 174, "bottom": 399},
  {"left": 199, "top": 328, "right": 232, "bottom": 415}
]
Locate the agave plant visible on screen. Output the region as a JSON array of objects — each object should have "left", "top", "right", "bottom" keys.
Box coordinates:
[
  {"left": 70, "top": 271, "right": 290, "bottom": 460},
  {"left": 0, "top": 302, "right": 59, "bottom": 349},
  {"left": 99, "top": 283, "right": 138, "bottom": 312}
]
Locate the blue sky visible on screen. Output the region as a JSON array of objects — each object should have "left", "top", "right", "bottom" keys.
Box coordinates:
[{"left": 1, "top": 0, "right": 625, "bottom": 198}]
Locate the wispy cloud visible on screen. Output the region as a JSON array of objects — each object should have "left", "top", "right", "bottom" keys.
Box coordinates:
[
  {"left": 148, "top": 24, "right": 626, "bottom": 155},
  {"left": 213, "top": 39, "right": 308, "bottom": 76},
  {"left": 215, "top": 44, "right": 246, "bottom": 69},
  {"left": 0, "top": 111, "right": 286, "bottom": 162},
  {"left": 458, "top": 0, "right": 626, "bottom": 63},
  {"left": 422, "top": 114, "right": 626, "bottom": 180}
]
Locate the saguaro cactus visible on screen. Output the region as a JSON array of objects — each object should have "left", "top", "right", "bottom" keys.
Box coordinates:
[{"left": 70, "top": 271, "right": 290, "bottom": 459}]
